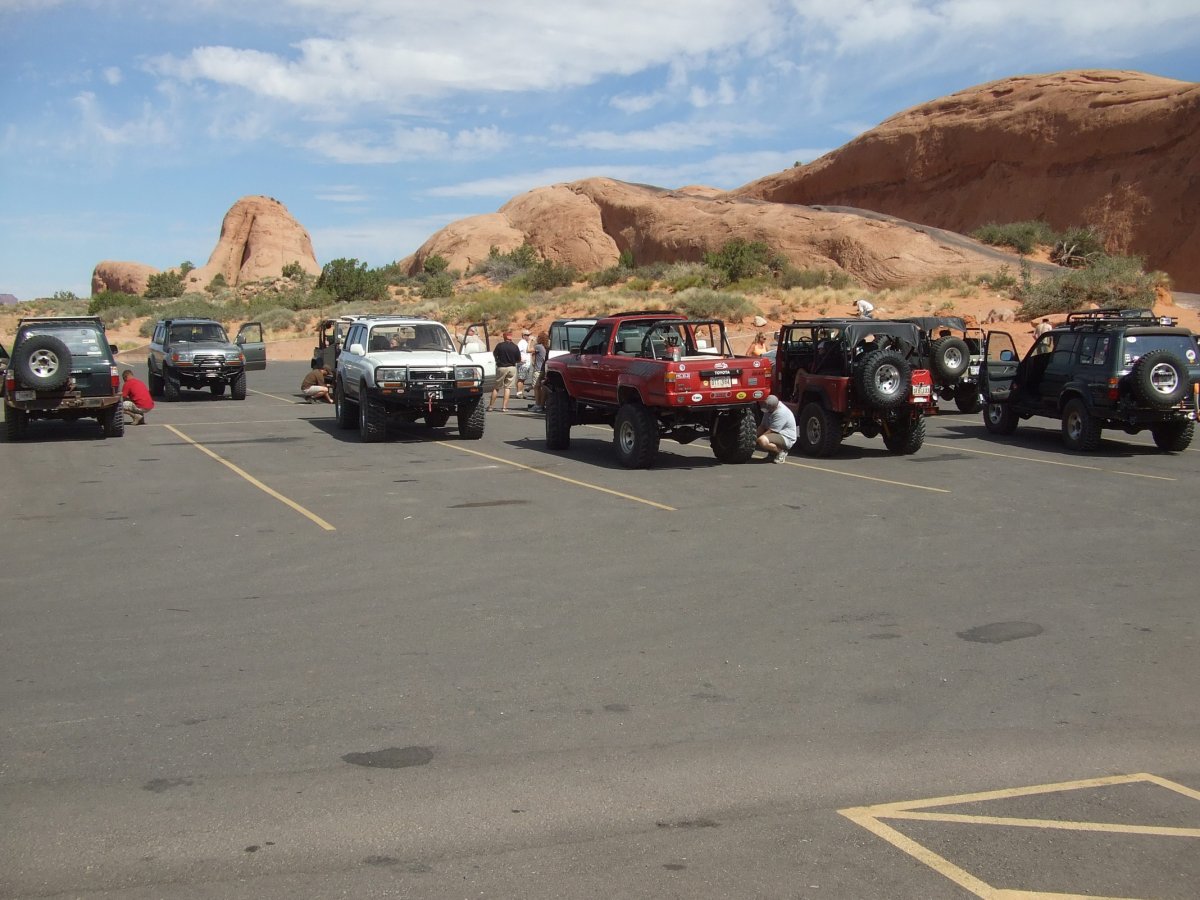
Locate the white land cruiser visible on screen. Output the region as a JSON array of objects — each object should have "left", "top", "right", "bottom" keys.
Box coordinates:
[{"left": 334, "top": 316, "right": 490, "bottom": 442}]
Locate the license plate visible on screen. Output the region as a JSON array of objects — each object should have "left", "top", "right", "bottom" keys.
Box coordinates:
[
  {"left": 425, "top": 389, "right": 443, "bottom": 400},
  {"left": 969, "top": 365, "right": 980, "bottom": 375},
  {"left": 14, "top": 390, "right": 35, "bottom": 401},
  {"left": 709, "top": 376, "right": 732, "bottom": 388},
  {"left": 913, "top": 385, "right": 931, "bottom": 395}
]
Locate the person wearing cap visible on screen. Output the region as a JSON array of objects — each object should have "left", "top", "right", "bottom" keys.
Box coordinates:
[
  {"left": 515, "top": 329, "right": 532, "bottom": 399},
  {"left": 853, "top": 298, "right": 875, "bottom": 319},
  {"left": 488, "top": 330, "right": 522, "bottom": 412},
  {"left": 756, "top": 394, "right": 796, "bottom": 463}
]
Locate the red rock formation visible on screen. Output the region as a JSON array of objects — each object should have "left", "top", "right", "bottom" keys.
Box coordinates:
[
  {"left": 91, "top": 261, "right": 158, "bottom": 296},
  {"left": 734, "top": 70, "right": 1200, "bottom": 290},
  {"left": 404, "top": 177, "right": 1010, "bottom": 289},
  {"left": 185, "top": 196, "right": 321, "bottom": 291}
]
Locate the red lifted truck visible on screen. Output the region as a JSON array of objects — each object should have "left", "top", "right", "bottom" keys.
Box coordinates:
[{"left": 542, "top": 312, "right": 771, "bottom": 468}]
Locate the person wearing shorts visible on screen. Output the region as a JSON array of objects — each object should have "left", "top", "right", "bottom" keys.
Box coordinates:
[
  {"left": 488, "top": 331, "right": 521, "bottom": 412},
  {"left": 755, "top": 394, "right": 797, "bottom": 463}
]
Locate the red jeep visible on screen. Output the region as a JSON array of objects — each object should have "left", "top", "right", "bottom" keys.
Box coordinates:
[
  {"left": 542, "top": 313, "right": 771, "bottom": 468},
  {"left": 771, "top": 318, "right": 936, "bottom": 456}
]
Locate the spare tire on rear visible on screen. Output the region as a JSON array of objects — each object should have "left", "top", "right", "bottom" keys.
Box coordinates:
[
  {"left": 12, "top": 334, "right": 72, "bottom": 391},
  {"left": 930, "top": 335, "right": 970, "bottom": 381},
  {"left": 1130, "top": 350, "right": 1188, "bottom": 408},
  {"left": 854, "top": 349, "right": 911, "bottom": 409}
]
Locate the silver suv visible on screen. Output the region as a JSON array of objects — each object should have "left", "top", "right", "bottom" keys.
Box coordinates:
[
  {"left": 333, "top": 316, "right": 489, "bottom": 442},
  {"left": 147, "top": 318, "right": 267, "bottom": 400}
]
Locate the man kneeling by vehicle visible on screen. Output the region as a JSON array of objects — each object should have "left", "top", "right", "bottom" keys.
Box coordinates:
[
  {"left": 756, "top": 394, "right": 796, "bottom": 463},
  {"left": 121, "top": 369, "right": 154, "bottom": 425}
]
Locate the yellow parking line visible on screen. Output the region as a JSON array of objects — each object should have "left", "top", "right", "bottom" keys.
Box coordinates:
[
  {"left": 783, "top": 459, "right": 951, "bottom": 493},
  {"left": 925, "top": 441, "right": 1176, "bottom": 481},
  {"left": 437, "top": 442, "right": 676, "bottom": 511},
  {"left": 884, "top": 809, "right": 1200, "bottom": 838},
  {"left": 164, "top": 425, "right": 336, "bottom": 531}
]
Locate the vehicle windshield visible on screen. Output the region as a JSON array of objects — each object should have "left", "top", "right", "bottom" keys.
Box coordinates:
[
  {"left": 367, "top": 324, "right": 453, "bottom": 353},
  {"left": 170, "top": 323, "right": 228, "bottom": 343},
  {"left": 1119, "top": 334, "right": 1199, "bottom": 369},
  {"left": 22, "top": 325, "right": 113, "bottom": 359}
]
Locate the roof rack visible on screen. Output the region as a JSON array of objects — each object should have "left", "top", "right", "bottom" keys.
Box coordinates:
[{"left": 1065, "top": 308, "right": 1172, "bottom": 326}]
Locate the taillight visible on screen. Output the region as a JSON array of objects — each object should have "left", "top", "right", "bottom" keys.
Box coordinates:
[
  {"left": 1107, "top": 376, "right": 1119, "bottom": 402},
  {"left": 110, "top": 365, "right": 120, "bottom": 392}
]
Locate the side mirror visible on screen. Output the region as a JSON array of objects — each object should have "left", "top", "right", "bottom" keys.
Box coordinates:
[
  {"left": 109, "top": 344, "right": 119, "bottom": 355},
  {"left": 349, "top": 343, "right": 365, "bottom": 356},
  {"left": 1000, "top": 349, "right": 1015, "bottom": 362},
  {"left": 236, "top": 334, "right": 245, "bottom": 345}
]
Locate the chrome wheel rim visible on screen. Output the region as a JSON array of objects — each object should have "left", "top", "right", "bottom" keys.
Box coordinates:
[
  {"left": 30, "top": 349, "right": 60, "bottom": 378},
  {"left": 1150, "top": 362, "right": 1179, "bottom": 395},
  {"left": 875, "top": 364, "right": 901, "bottom": 396}
]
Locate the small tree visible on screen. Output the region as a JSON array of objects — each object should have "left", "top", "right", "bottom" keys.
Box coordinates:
[
  {"left": 423, "top": 254, "right": 450, "bottom": 275},
  {"left": 316, "top": 258, "right": 388, "bottom": 304},
  {"left": 178, "top": 260, "right": 195, "bottom": 278},
  {"left": 281, "top": 260, "right": 304, "bottom": 280},
  {"left": 145, "top": 270, "right": 185, "bottom": 298},
  {"left": 206, "top": 273, "right": 228, "bottom": 294},
  {"left": 704, "top": 239, "right": 772, "bottom": 284}
]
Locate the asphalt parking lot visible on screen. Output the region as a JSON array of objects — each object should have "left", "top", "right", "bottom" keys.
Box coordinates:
[{"left": 3, "top": 360, "right": 1198, "bottom": 899}]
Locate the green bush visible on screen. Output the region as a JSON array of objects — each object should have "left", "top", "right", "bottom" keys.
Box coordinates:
[
  {"left": 152, "top": 297, "right": 224, "bottom": 320},
  {"left": 513, "top": 259, "right": 577, "bottom": 292},
  {"left": 51, "top": 290, "right": 80, "bottom": 302},
  {"left": 206, "top": 273, "right": 228, "bottom": 294},
  {"left": 1017, "top": 254, "right": 1157, "bottom": 318},
  {"left": 421, "top": 273, "right": 455, "bottom": 298},
  {"left": 145, "top": 270, "right": 185, "bottom": 299},
  {"left": 673, "top": 288, "right": 757, "bottom": 321},
  {"left": 618, "top": 248, "right": 636, "bottom": 269},
  {"left": 587, "top": 266, "right": 625, "bottom": 288},
  {"left": 976, "top": 267, "right": 1018, "bottom": 290},
  {"left": 423, "top": 254, "right": 450, "bottom": 275},
  {"left": 1051, "top": 227, "right": 1105, "bottom": 268},
  {"left": 661, "top": 262, "right": 718, "bottom": 292},
  {"left": 624, "top": 277, "right": 655, "bottom": 292},
  {"left": 178, "top": 261, "right": 195, "bottom": 278},
  {"left": 97, "top": 305, "right": 144, "bottom": 326},
  {"left": 317, "top": 258, "right": 388, "bottom": 304},
  {"left": 89, "top": 290, "right": 146, "bottom": 315},
  {"left": 458, "top": 293, "right": 528, "bottom": 323},
  {"left": 971, "top": 220, "right": 1057, "bottom": 255},
  {"left": 704, "top": 239, "right": 773, "bottom": 285},
  {"left": 281, "top": 261, "right": 305, "bottom": 280},
  {"left": 139, "top": 319, "right": 156, "bottom": 338},
  {"left": 778, "top": 267, "right": 848, "bottom": 290},
  {"left": 257, "top": 307, "right": 298, "bottom": 332}
]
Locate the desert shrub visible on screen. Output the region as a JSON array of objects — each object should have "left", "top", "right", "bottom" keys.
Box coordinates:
[
  {"left": 96, "top": 305, "right": 144, "bottom": 326},
  {"left": 587, "top": 266, "right": 625, "bottom": 288},
  {"left": 152, "top": 297, "right": 224, "bottom": 320},
  {"left": 281, "top": 260, "right": 305, "bottom": 280},
  {"left": 457, "top": 293, "right": 529, "bottom": 323},
  {"left": 52, "top": 290, "right": 80, "bottom": 302},
  {"left": 618, "top": 248, "right": 636, "bottom": 269},
  {"left": 138, "top": 319, "right": 156, "bottom": 338},
  {"left": 921, "top": 274, "right": 958, "bottom": 292},
  {"left": 205, "top": 273, "right": 228, "bottom": 294},
  {"left": 704, "top": 239, "right": 773, "bottom": 285},
  {"left": 661, "top": 261, "right": 719, "bottom": 292},
  {"left": 1050, "top": 226, "right": 1106, "bottom": 268},
  {"left": 317, "top": 258, "right": 388, "bottom": 304},
  {"left": 257, "top": 307, "right": 298, "bottom": 332},
  {"left": 89, "top": 290, "right": 146, "bottom": 316},
  {"left": 971, "top": 220, "right": 1057, "bottom": 255},
  {"left": 624, "top": 277, "right": 655, "bottom": 292},
  {"left": 421, "top": 272, "right": 456, "bottom": 298},
  {"left": 826, "top": 271, "right": 853, "bottom": 290},
  {"left": 778, "top": 267, "right": 826, "bottom": 290},
  {"left": 472, "top": 243, "right": 539, "bottom": 281},
  {"left": 630, "top": 261, "right": 668, "bottom": 281},
  {"left": 512, "top": 259, "right": 577, "bottom": 292},
  {"left": 423, "top": 254, "right": 450, "bottom": 275},
  {"left": 1017, "top": 254, "right": 1157, "bottom": 318},
  {"left": 145, "top": 270, "right": 185, "bottom": 299},
  {"left": 673, "top": 287, "right": 757, "bottom": 321},
  {"left": 976, "top": 267, "right": 1018, "bottom": 291}
]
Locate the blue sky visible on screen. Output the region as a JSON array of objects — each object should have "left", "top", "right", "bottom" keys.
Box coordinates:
[{"left": 1, "top": 0, "right": 1198, "bottom": 300}]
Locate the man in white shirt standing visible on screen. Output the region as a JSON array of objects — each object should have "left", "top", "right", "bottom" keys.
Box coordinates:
[{"left": 515, "top": 329, "right": 532, "bottom": 399}]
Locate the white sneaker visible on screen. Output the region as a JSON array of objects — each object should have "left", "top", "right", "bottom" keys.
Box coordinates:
[{"left": 774, "top": 450, "right": 788, "bottom": 463}]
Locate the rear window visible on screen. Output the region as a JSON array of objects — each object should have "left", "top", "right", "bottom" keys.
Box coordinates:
[
  {"left": 1119, "top": 334, "right": 1198, "bottom": 369},
  {"left": 550, "top": 323, "right": 594, "bottom": 352},
  {"left": 21, "top": 325, "right": 113, "bottom": 360}
]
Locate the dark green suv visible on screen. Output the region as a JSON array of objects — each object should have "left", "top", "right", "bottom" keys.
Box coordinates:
[
  {"left": 4, "top": 316, "right": 123, "bottom": 440},
  {"left": 980, "top": 308, "right": 1199, "bottom": 451}
]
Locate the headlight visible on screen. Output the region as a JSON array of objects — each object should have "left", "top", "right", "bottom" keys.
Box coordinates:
[
  {"left": 454, "top": 366, "right": 482, "bottom": 381},
  {"left": 226, "top": 353, "right": 245, "bottom": 365},
  {"left": 376, "top": 366, "right": 407, "bottom": 381},
  {"left": 172, "top": 351, "right": 194, "bottom": 362}
]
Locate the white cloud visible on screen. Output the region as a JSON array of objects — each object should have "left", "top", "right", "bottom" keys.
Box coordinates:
[
  {"left": 310, "top": 214, "right": 466, "bottom": 265},
  {"left": 559, "top": 121, "right": 754, "bottom": 153},
  {"left": 103, "top": 66, "right": 123, "bottom": 86},
  {"left": 315, "top": 186, "right": 369, "bottom": 204},
  {"left": 306, "top": 124, "right": 509, "bottom": 164},
  {"left": 71, "top": 91, "right": 173, "bottom": 148}
]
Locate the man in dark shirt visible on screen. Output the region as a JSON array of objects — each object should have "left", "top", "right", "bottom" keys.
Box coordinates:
[
  {"left": 121, "top": 369, "right": 155, "bottom": 425},
  {"left": 488, "top": 330, "right": 521, "bottom": 412}
]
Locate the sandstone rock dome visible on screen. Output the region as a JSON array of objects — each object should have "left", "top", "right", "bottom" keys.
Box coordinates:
[
  {"left": 734, "top": 70, "right": 1200, "bottom": 290},
  {"left": 185, "top": 196, "right": 321, "bottom": 291}
]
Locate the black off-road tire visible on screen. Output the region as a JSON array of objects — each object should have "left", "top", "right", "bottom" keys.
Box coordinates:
[
  {"left": 148, "top": 367, "right": 164, "bottom": 398},
  {"left": 334, "top": 380, "right": 356, "bottom": 429},
  {"left": 100, "top": 404, "right": 125, "bottom": 438},
  {"left": 930, "top": 336, "right": 971, "bottom": 381},
  {"left": 13, "top": 334, "right": 72, "bottom": 391},
  {"left": 798, "top": 402, "right": 843, "bottom": 457},
  {"left": 710, "top": 407, "right": 757, "bottom": 464},
  {"left": 164, "top": 371, "right": 181, "bottom": 402},
  {"left": 614, "top": 402, "right": 660, "bottom": 469},
  {"left": 545, "top": 386, "right": 572, "bottom": 450},
  {"left": 5, "top": 404, "right": 28, "bottom": 441},
  {"left": 1061, "top": 398, "right": 1102, "bottom": 451},
  {"left": 457, "top": 398, "right": 485, "bottom": 440},
  {"left": 883, "top": 416, "right": 925, "bottom": 454},
  {"left": 424, "top": 410, "right": 451, "bottom": 428},
  {"left": 854, "top": 349, "right": 911, "bottom": 409},
  {"left": 955, "top": 388, "right": 982, "bottom": 414},
  {"left": 983, "top": 401, "right": 1019, "bottom": 435},
  {"left": 210, "top": 382, "right": 227, "bottom": 398},
  {"left": 1150, "top": 419, "right": 1194, "bottom": 452},
  {"left": 358, "top": 391, "right": 387, "bottom": 443},
  {"left": 1130, "top": 350, "right": 1188, "bottom": 408},
  {"left": 230, "top": 372, "right": 247, "bottom": 401}
]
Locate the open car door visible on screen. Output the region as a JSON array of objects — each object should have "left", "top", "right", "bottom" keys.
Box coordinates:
[
  {"left": 980, "top": 331, "right": 1018, "bottom": 402},
  {"left": 236, "top": 322, "right": 267, "bottom": 371},
  {"left": 458, "top": 321, "right": 495, "bottom": 386}
]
